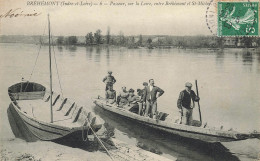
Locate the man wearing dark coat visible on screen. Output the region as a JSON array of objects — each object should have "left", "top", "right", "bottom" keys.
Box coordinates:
[
  {"left": 143, "top": 79, "right": 164, "bottom": 119},
  {"left": 177, "top": 82, "right": 200, "bottom": 125}
]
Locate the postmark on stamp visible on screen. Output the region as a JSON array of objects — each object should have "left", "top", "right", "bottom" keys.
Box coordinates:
[{"left": 217, "top": 1, "right": 259, "bottom": 36}]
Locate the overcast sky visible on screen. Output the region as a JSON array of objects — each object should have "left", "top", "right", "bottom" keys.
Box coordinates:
[{"left": 0, "top": 0, "right": 216, "bottom": 36}]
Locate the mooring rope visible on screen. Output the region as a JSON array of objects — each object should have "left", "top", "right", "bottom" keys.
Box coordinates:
[
  {"left": 83, "top": 119, "right": 115, "bottom": 161},
  {"left": 51, "top": 34, "right": 64, "bottom": 99}
]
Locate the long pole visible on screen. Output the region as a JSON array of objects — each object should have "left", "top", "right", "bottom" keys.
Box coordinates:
[
  {"left": 48, "top": 14, "right": 53, "bottom": 123},
  {"left": 195, "top": 80, "right": 202, "bottom": 123}
]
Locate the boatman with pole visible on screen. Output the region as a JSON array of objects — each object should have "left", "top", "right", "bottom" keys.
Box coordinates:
[
  {"left": 177, "top": 82, "right": 200, "bottom": 125},
  {"left": 103, "top": 71, "right": 116, "bottom": 91}
]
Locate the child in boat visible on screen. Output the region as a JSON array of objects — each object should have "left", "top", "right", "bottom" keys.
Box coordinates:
[{"left": 105, "top": 84, "right": 116, "bottom": 104}]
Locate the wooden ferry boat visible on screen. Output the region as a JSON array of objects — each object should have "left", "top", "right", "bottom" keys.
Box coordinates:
[{"left": 93, "top": 97, "right": 259, "bottom": 143}]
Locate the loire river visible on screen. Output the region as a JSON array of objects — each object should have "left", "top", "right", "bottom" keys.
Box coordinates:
[{"left": 0, "top": 43, "right": 259, "bottom": 161}]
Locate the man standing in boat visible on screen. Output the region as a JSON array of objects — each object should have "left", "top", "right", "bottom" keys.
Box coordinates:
[
  {"left": 143, "top": 79, "right": 164, "bottom": 119},
  {"left": 177, "top": 82, "right": 200, "bottom": 125},
  {"left": 103, "top": 71, "right": 116, "bottom": 91},
  {"left": 105, "top": 84, "right": 116, "bottom": 104}
]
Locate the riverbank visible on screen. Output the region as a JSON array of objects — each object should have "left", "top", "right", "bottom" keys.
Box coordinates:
[
  {"left": 0, "top": 138, "right": 175, "bottom": 161},
  {"left": 0, "top": 138, "right": 110, "bottom": 161}
]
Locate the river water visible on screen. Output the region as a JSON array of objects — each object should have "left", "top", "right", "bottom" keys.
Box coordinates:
[{"left": 0, "top": 43, "right": 259, "bottom": 161}]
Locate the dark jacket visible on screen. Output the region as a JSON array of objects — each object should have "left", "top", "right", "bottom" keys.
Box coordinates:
[
  {"left": 177, "top": 90, "right": 199, "bottom": 109},
  {"left": 137, "top": 88, "right": 146, "bottom": 101},
  {"left": 143, "top": 86, "right": 164, "bottom": 102}
]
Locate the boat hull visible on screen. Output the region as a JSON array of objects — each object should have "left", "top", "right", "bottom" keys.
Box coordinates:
[
  {"left": 8, "top": 102, "right": 87, "bottom": 141},
  {"left": 8, "top": 103, "right": 38, "bottom": 142},
  {"left": 7, "top": 82, "right": 102, "bottom": 142},
  {"left": 93, "top": 98, "right": 251, "bottom": 143}
]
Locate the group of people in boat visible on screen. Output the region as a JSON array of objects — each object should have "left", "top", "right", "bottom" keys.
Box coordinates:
[{"left": 102, "top": 71, "right": 200, "bottom": 125}]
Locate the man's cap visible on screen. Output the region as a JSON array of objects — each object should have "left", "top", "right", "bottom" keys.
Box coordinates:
[
  {"left": 143, "top": 82, "right": 148, "bottom": 86},
  {"left": 129, "top": 88, "right": 134, "bottom": 93},
  {"left": 108, "top": 71, "right": 112, "bottom": 74},
  {"left": 185, "top": 82, "right": 192, "bottom": 87}
]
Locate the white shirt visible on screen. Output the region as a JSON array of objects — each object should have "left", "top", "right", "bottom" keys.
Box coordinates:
[
  {"left": 149, "top": 85, "right": 153, "bottom": 99},
  {"left": 186, "top": 90, "right": 195, "bottom": 108},
  {"left": 149, "top": 85, "right": 153, "bottom": 92}
]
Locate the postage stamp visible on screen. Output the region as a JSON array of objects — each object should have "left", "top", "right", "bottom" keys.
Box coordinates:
[{"left": 217, "top": 1, "right": 259, "bottom": 36}]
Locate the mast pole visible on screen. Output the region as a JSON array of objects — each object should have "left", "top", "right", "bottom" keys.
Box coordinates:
[{"left": 48, "top": 14, "right": 53, "bottom": 123}]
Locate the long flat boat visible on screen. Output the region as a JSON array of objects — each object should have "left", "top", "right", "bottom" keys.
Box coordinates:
[
  {"left": 8, "top": 82, "right": 102, "bottom": 142},
  {"left": 93, "top": 97, "right": 259, "bottom": 143}
]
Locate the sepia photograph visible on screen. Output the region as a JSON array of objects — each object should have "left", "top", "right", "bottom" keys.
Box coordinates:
[{"left": 0, "top": 0, "right": 259, "bottom": 160}]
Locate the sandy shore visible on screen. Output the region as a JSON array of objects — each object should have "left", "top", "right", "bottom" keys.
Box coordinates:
[
  {"left": 0, "top": 138, "right": 175, "bottom": 161},
  {"left": 0, "top": 138, "right": 110, "bottom": 161}
]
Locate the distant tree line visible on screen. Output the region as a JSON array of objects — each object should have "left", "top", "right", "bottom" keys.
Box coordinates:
[
  {"left": 54, "top": 28, "right": 260, "bottom": 48},
  {"left": 1, "top": 34, "right": 258, "bottom": 48}
]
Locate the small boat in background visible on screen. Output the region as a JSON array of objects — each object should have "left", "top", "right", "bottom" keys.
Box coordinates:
[
  {"left": 7, "top": 15, "right": 102, "bottom": 142},
  {"left": 93, "top": 96, "right": 260, "bottom": 143}
]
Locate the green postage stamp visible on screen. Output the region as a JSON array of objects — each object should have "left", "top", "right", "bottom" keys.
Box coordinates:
[{"left": 218, "top": 2, "right": 259, "bottom": 36}]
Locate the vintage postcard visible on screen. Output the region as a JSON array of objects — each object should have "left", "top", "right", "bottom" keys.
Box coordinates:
[{"left": 0, "top": 0, "right": 259, "bottom": 160}]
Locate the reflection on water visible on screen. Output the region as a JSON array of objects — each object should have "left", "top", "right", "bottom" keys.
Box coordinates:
[
  {"left": 215, "top": 50, "right": 224, "bottom": 66},
  {"left": 64, "top": 45, "right": 77, "bottom": 56},
  {"left": 57, "top": 46, "right": 63, "bottom": 52},
  {"left": 234, "top": 52, "right": 238, "bottom": 61},
  {"left": 242, "top": 52, "right": 253, "bottom": 72},
  {"left": 95, "top": 46, "right": 101, "bottom": 63},
  {"left": 242, "top": 52, "right": 253, "bottom": 64},
  {"left": 86, "top": 46, "right": 93, "bottom": 60},
  {"left": 106, "top": 47, "right": 110, "bottom": 66}
]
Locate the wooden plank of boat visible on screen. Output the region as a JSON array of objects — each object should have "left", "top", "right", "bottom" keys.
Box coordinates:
[
  {"left": 93, "top": 97, "right": 257, "bottom": 143},
  {"left": 8, "top": 82, "right": 102, "bottom": 142}
]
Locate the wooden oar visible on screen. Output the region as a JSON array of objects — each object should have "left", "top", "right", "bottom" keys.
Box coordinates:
[{"left": 195, "top": 80, "right": 202, "bottom": 123}]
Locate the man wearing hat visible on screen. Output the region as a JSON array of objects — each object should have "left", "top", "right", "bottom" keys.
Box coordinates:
[
  {"left": 177, "top": 82, "right": 200, "bottom": 125},
  {"left": 103, "top": 71, "right": 116, "bottom": 91}
]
